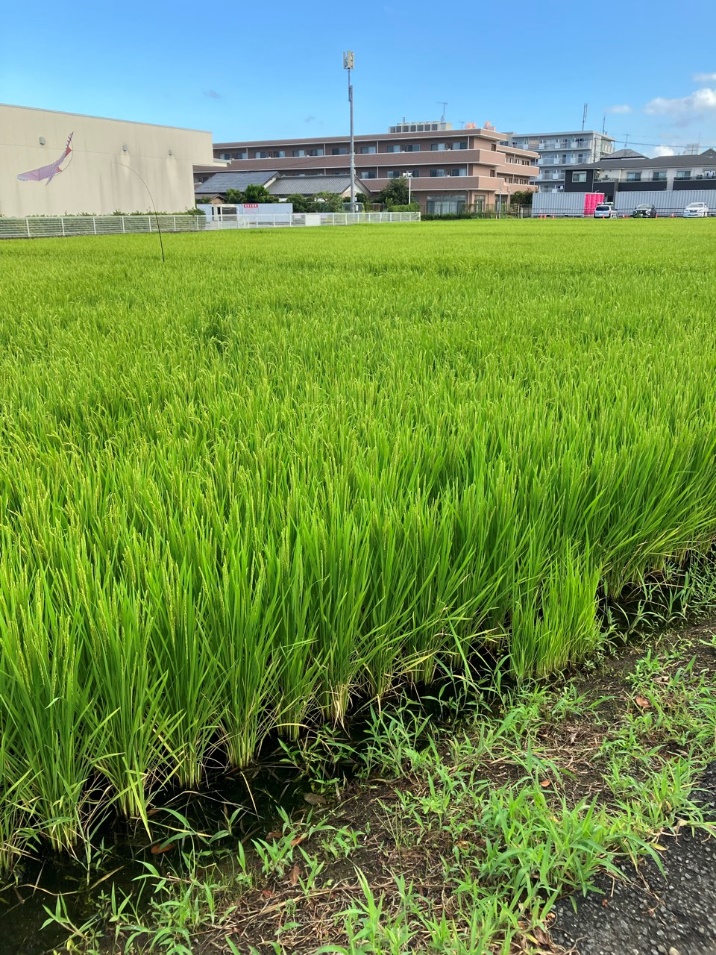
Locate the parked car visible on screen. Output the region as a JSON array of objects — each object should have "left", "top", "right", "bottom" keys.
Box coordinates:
[
  {"left": 594, "top": 203, "right": 617, "bottom": 219},
  {"left": 683, "top": 202, "right": 709, "bottom": 217},
  {"left": 631, "top": 204, "right": 657, "bottom": 218}
]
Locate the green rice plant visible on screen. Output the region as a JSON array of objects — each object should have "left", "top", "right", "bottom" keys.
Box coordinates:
[
  {"left": 206, "top": 540, "right": 281, "bottom": 768},
  {"left": 2, "top": 220, "right": 716, "bottom": 862},
  {"left": 82, "top": 579, "right": 169, "bottom": 823},
  {"left": 0, "top": 570, "right": 101, "bottom": 853}
]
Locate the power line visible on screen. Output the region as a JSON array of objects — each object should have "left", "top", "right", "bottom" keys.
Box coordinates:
[{"left": 611, "top": 136, "right": 713, "bottom": 151}]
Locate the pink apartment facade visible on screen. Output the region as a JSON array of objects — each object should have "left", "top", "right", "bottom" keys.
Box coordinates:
[{"left": 208, "top": 125, "right": 539, "bottom": 213}]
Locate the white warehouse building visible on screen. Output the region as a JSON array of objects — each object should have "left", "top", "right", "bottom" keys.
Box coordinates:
[{"left": 0, "top": 104, "right": 214, "bottom": 218}]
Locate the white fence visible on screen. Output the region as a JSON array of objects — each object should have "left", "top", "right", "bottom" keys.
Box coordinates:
[
  {"left": 0, "top": 215, "right": 206, "bottom": 239},
  {"left": 532, "top": 190, "right": 716, "bottom": 217},
  {"left": 0, "top": 211, "right": 421, "bottom": 240},
  {"left": 204, "top": 212, "right": 421, "bottom": 229}
]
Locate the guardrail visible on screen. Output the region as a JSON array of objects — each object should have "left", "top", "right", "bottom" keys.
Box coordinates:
[{"left": 0, "top": 211, "right": 421, "bottom": 240}]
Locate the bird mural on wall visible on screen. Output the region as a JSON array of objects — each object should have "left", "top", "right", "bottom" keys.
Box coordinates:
[{"left": 17, "top": 132, "right": 73, "bottom": 184}]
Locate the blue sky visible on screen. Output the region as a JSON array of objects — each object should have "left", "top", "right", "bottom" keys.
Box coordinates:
[{"left": 2, "top": 0, "right": 715, "bottom": 156}]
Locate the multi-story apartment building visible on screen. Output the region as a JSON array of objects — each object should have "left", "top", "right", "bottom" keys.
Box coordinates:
[
  {"left": 504, "top": 131, "right": 614, "bottom": 193},
  {"left": 209, "top": 123, "right": 538, "bottom": 213}
]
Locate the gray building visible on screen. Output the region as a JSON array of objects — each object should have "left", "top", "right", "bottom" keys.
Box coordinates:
[
  {"left": 563, "top": 147, "right": 716, "bottom": 201},
  {"left": 504, "top": 130, "right": 614, "bottom": 193}
]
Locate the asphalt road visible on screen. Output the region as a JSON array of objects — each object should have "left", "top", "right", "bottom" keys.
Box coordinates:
[{"left": 550, "top": 762, "right": 716, "bottom": 955}]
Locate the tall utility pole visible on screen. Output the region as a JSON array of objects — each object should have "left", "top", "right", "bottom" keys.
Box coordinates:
[
  {"left": 582, "top": 103, "right": 588, "bottom": 131},
  {"left": 343, "top": 51, "right": 355, "bottom": 212}
]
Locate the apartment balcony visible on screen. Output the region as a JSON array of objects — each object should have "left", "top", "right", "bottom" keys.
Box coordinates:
[
  {"left": 496, "top": 160, "right": 540, "bottom": 178},
  {"left": 365, "top": 176, "right": 505, "bottom": 194},
  {"left": 216, "top": 149, "right": 535, "bottom": 174}
]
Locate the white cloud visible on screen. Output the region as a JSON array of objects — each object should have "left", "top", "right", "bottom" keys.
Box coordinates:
[
  {"left": 653, "top": 146, "right": 676, "bottom": 157},
  {"left": 606, "top": 104, "right": 631, "bottom": 114},
  {"left": 645, "top": 87, "right": 716, "bottom": 115},
  {"left": 693, "top": 73, "right": 716, "bottom": 83}
]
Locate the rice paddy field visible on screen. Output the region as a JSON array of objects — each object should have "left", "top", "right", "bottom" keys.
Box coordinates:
[{"left": 1, "top": 218, "right": 716, "bottom": 870}]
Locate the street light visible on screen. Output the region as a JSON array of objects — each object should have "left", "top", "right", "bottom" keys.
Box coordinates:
[
  {"left": 343, "top": 51, "right": 355, "bottom": 213},
  {"left": 402, "top": 171, "right": 413, "bottom": 206}
]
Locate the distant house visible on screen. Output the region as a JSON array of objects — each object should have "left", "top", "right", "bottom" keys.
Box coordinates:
[
  {"left": 194, "top": 170, "right": 278, "bottom": 203},
  {"left": 194, "top": 170, "right": 370, "bottom": 205},
  {"left": 564, "top": 148, "right": 716, "bottom": 202},
  {"left": 267, "top": 175, "right": 370, "bottom": 201}
]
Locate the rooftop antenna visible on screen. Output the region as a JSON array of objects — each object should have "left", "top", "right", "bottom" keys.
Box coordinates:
[
  {"left": 437, "top": 101, "right": 448, "bottom": 123},
  {"left": 581, "top": 103, "right": 588, "bottom": 131}
]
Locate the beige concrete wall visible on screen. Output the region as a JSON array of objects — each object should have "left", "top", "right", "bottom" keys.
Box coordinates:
[{"left": 1, "top": 104, "right": 214, "bottom": 217}]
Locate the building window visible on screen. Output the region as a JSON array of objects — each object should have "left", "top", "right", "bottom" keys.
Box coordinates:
[
  {"left": 332, "top": 146, "right": 349, "bottom": 155},
  {"left": 431, "top": 143, "right": 451, "bottom": 151},
  {"left": 292, "top": 149, "right": 306, "bottom": 157},
  {"left": 626, "top": 171, "right": 642, "bottom": 182},
  {"left": 675, "top": 170, "right": 691, "bottom": 179},
  {"left": 451, "top": 167, "right": 468, "bottom": 176},
  {"left": 256, "top": 151, "right": 270, "bottom": 158},
  {"left": 387, "top": 170, "right": 403, "bottom": 179},
  {"left": 360, "top": 170, "right": 377, "bottom": 179},
  {"left": 572, "top": 171, "right": 587, "bottom": 183},
  {"left": 308, "top": 148, "right": 324, "bottom": 156},
  {"left": 360, "top": 145, "right": 377, "bottom": 154},
  {"left": 430, "top": 168, "right": 447, "bottom": 177},
  {"left": 273, "top": 150, "right": 285, "bottom": 158},
  {"left": 652, "top": 171, "right": 667, "bottom": 181},
  {"left": 409, "top": 169, "right": 421, "bottom": 178},
  {"left": 426, "top": 196, "right": 466, "bottom": 214},
  {"left": 220, "top": 152, "right": 231, "bottom": 160},
  {"left": 454, "top": 141, "right": 468, "bottom": 150}
]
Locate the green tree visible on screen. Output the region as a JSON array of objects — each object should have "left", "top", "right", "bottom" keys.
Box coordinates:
[
  {"left": 224, "top": 189, "right": 243, "bottom": 204},
  {"left": 375, "top": 178, "right": 409, "bottom": 208},
  {"left": 510, "top": 190, "right": 534, "bottom": 207},
  {"left": 242, "top": 184, "right": 278, "bottom": 204},
  {"left": 286, "top": 193, "right": 310, "bottom": 213},
  {"left": 311, "top": 192, "right": 344, "bottom": 212}
]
